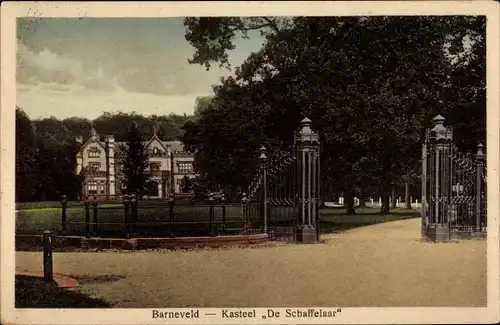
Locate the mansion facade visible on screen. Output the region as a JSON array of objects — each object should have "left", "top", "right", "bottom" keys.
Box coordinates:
[{"left": 75, "top": 128, "right": 196, "bottom": 199}]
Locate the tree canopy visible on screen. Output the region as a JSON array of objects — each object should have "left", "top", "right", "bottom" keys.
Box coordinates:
[
  {"left": 120, "top": 123, "right": 150, "bottom": 196},
  {"left": 182, "top": 16, "right": 486, "bottom": 211}
]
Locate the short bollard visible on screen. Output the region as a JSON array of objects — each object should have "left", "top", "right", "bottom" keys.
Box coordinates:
[{"left": 43, "top": 230, "right": 53, "bottom": 282}]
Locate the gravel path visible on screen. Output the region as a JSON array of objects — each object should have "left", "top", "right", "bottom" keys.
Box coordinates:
[{"left": 16, "top": 218, "right": 486, "bottom": 307}]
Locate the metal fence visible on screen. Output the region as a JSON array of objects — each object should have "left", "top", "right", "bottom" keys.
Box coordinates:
[
  {"left": 243, "top": 117, "right": 321, "bottom": 243},
  {"left": 59, "top": 194, "right": 249, "bottom": 238}
]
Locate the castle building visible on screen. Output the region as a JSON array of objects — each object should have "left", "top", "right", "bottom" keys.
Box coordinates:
[{"left": 75, "top": 128, "right": 196, "bottom": 199}]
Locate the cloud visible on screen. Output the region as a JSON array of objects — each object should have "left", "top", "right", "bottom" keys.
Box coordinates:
[
  {"left": 17, "top": 41, "right": 115, "bottom": 91},
  {"left": 17, "top": 81, "right": 211, "bottom": 119},
  {"left": 15, "top": 19, "right": 266, "bottom": 118}
]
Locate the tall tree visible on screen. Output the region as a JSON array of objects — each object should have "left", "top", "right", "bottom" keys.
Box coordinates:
[
  {"left": 183, "top": 16, "right": 485, "bottom": 214},
  {"left": 16, "top": 107, "right": 40, "bottom": 201},
  {"left": 120, "top": 122, "right": 150, "bottom": 196}
]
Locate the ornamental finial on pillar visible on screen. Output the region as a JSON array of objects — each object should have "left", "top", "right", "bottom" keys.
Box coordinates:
[
  {"left": 297, "top": 117, "right": 319, "bottom": 144},
  {"left": 477, "top": 143, "right": 485, "bottom": 158},
  {"left": 259, "top": 146, "right": 267, "bottom": 161}
]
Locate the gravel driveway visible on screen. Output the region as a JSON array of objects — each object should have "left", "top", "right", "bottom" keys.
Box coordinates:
[{"left": 16, "top": 219, "right": 487, "bottom": 307}]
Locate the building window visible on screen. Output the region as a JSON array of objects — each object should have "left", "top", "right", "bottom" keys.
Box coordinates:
[
  {"left": 100, "top": 185, "right": 105, "bottom": 194},
  {"left": 88, "top": 147, "right": 100, "bottom": 158},
  {"left": 178, "top": 162, "right": 193, "bottom": 174},
  {"left": 88, "top": 162, "right": 100, "bottom": 173},
  {"left": 153, "top": 147, "right": 159, "bottom": 154},
  {"left": 150, "top": 162, "right": 161, "bottom": 171},
  {"left": 87, "top": 181, "right": 97, "bottom": 194}
]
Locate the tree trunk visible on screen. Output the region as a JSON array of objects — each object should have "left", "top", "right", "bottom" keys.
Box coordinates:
[
  {"left": 391, "top": 187, "right": 397, "bottom": 209},
  {"left": 405, "top": 182, "right": 412, "bottom": 209},
  {"left": 359, "top": 194, "right": 366, "bottom": 208},
  {"left": 344, "top": 190, "right": 356, "bottom": 214},
  {"left": 380, "top": 195, "right": 390, "bottom": 214}
]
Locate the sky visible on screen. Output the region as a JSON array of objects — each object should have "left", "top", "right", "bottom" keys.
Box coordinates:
[{"left": 16, "top": 18, "right": 265, "bottom": 120}]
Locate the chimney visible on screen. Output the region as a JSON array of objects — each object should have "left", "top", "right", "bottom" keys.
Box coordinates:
[{"left": 105, "top": 135, "right": 115, "bottom": 143}]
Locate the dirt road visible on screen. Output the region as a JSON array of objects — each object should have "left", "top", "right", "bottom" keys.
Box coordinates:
[{"left": 16, "top": 219, "right": 487, "bottom": 307}]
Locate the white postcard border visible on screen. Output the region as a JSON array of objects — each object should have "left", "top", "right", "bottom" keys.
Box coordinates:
[{"left": 1, "top": 1, "right": 499, "bottom": 324}]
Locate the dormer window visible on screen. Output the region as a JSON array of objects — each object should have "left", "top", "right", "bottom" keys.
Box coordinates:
[
  {"left": 88, "top": 147, "right": 100, "bottom": 158},
  {"left": 153, "top": 147, "right": 159, "bottom": 154}
]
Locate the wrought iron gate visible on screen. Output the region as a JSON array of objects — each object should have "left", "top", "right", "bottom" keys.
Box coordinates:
[
  {"left": 243, "top": 118, "right": 321, "bottom": 243},
  {"left": 421, "top": 115, "right": 486, "bottom": 242}
]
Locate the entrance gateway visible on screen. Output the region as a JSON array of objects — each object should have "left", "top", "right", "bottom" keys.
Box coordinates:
[
  {"left": 242, "top": 117, "right": 321, "bottom": 243},
  {"left": 421, "top": 115, "right": 486, "bottom": 242}
]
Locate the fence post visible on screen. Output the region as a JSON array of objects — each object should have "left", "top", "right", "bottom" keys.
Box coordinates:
[
  {"left": 259, "top": 146, "right": 268, "bottom": 233},
  {"left": 221, "top": 193, "right": 226, "bottom": 235},
  {"left": 476, "top": 143, "right": 484, "bottom": 232},
  {"left": 242, "top": 193, "right": 249, "bottom": 234},
  {"left": 169, "top": 196, "right": 175, "bottom": 237},
  {"left": 421, "top": 135, "right": 428, "bottom": 239},
  {"left": 60, "top": 195, "right": 68, "bottom": 233},
  {"left": 123, "top": 195, "right": 131, "bottom": 238},
  {"left": 43, "top": 230, "right": 53, "bottom": 281},
  {"left": 316, "top": 146, "right": 321, "bottom": 242},
  {"left": 130, "top": 194, "right": 137, "bottom": 237},
  {"left": 92, "top": 199, "right": 98, "bottom": 236},
  {"left": 84, "top": 201, "right": 91, "bottom": 238},
  {"left": 209, "top": 193, "right": 215, "bottom": 236}
]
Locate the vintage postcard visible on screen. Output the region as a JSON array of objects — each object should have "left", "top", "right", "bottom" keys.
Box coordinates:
[{"left": 1, "top": 1, "right": 499, "bottom": 324}]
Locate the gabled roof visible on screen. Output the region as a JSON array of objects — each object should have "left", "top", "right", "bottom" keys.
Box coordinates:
[
  {"left": 162, "top": 140, "right": 184, "bottom": 152},
  {"left": 144, "top": 134, "right": 167, "bottom": 151},
  {"left": 113, "top": 139, "right": 185, "bottom": 156},
  {"left": 81, "top": 135, "right": 105, "bottom": 152}
]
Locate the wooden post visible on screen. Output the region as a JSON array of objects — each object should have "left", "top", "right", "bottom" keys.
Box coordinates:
[
  {"left": 43, "top": 230, "right": 53, "bottom": 281},
  {"left": 60, "top": 195, "right": 68, "bottom": 233}
]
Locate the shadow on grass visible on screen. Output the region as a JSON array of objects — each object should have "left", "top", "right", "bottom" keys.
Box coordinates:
[
  {"left": 15, "top": 275, "right": 111, "bottom": 308},
  {"left": 318, "top": 211, "right": 420, "bottom": 234},
  {"left": 320, "top": 207, "right": 419, "bottom": 216}
]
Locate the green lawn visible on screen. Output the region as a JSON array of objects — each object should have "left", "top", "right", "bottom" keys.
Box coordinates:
[
  {"left": 15, "top": 275, "right": 110, "bottom": 308},
  {"left": 16, "top": 200, "right": 419, "bottom": 238}
]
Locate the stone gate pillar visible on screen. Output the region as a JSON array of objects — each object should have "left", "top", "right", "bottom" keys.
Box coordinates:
[
  {"left": 424, "top": 115, "right": 453, "bottom": 242},
  {"left": 296, "top": 117, "right": 320, "bottom": 243}
]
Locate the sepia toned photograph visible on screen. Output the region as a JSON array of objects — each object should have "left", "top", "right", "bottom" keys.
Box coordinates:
[{"left": 2, "top": 1, "right": 499, "bottom": 325}]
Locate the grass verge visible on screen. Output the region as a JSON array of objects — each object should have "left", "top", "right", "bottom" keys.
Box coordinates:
[{"left": 15, "top": 275, "right": 111, "bottom": 308}]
